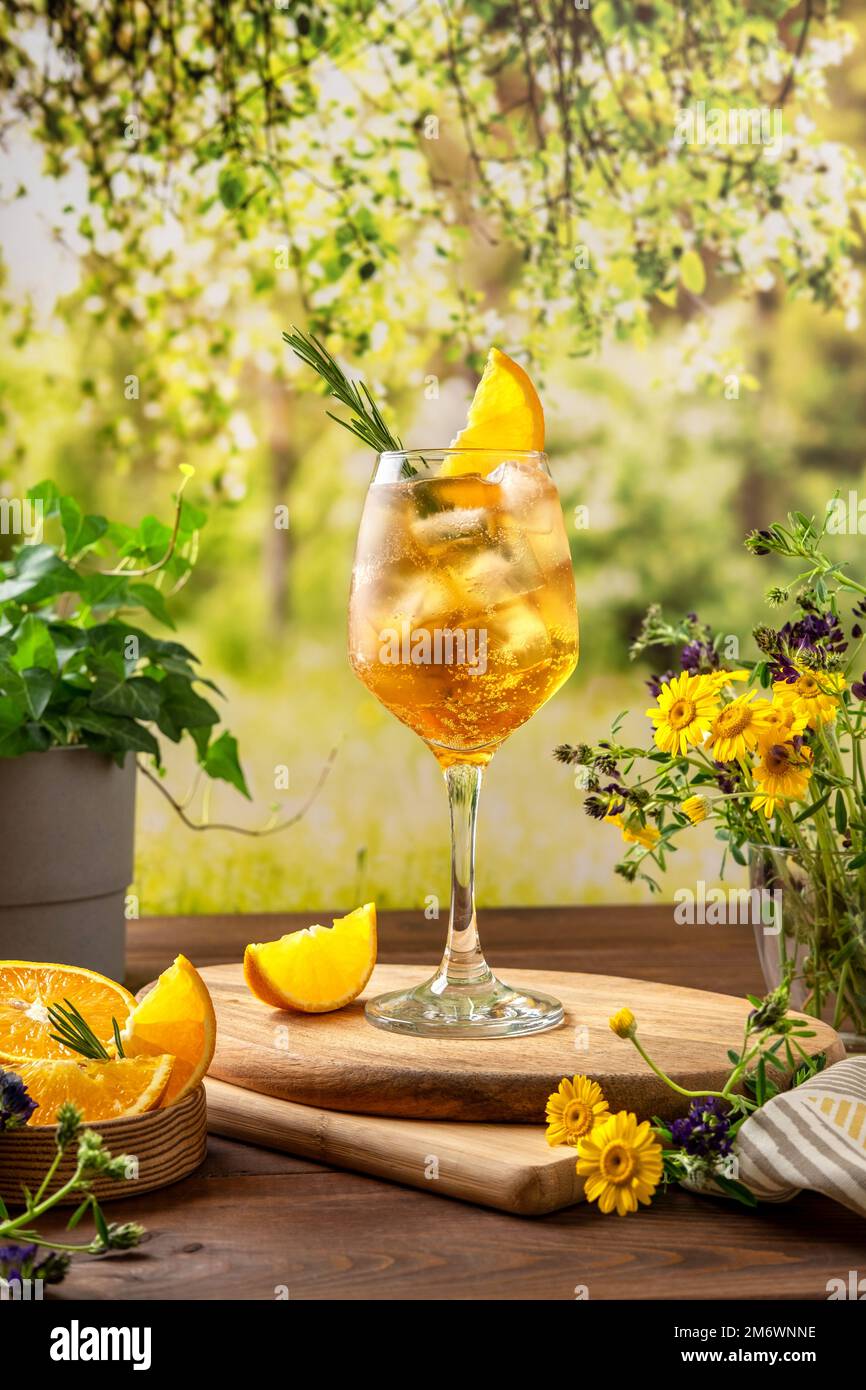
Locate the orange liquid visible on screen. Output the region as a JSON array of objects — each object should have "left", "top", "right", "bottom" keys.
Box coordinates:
[{"left": 349, "top": 462, "right": 578, "bottom": 766}]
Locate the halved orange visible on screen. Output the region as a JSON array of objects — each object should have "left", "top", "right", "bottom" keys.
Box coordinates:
[
  {"left": 443, "top": 346, "right": 545, "bottom": 475},
  {"left": 0, "top": 962, "right": 135, "bottom": 1061},
  {"left": 120, "top": 955, "right": 216, "bottom": 1106},
  {"left": 244, "top": 903, "right": 377, "bottom": 1013},
  {"left": 2, "top": 1053, "right": 174, "bottom": 1125}
]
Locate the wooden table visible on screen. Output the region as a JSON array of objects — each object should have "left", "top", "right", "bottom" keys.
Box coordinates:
[{"left": 45, "top": 907, "right": 864, "bottom": 1301}]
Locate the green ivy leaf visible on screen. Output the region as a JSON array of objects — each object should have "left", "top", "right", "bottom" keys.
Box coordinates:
[
  {"left": 20, "top": 667, "right": 54, "bottom": 719},
  {"left": 69, "top": 708, "right": 160, "bottom": 759},
  {"left": 128, "top": 582, "right": 176, "bottom": 629},
  {"left": 156, "top": 674, "right": 219, "bottom": 743},
  {"left": 90, "top": 672, "right": 163, "bottom": 722},
  {"left": 202, "top": 730, "right": 251, "bottom": 799},
  {"left": 0, "top": 545, "right": 80, "bottom": 605},
  {"left": 26, "top": 479, "right": 62, "bottom": 518},
  {"left": 10, "top": 614, "right": 58, "bottom": 674}
]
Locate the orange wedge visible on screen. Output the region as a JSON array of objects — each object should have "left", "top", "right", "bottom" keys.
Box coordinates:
[
  {"left": 0, "top": 961, "right": 135, "bottom": 1061},
  {"left": 443, "top": 346, "right": 545, "bottom": 475},
  {"left": 244, "top": 903, "right": 377, "bottom": 1013},
  {"left": 120, "top": 955, "right": 216, "bottom": 1106},
  {"left": 2, "top": 1053, "right": 174, "bottom": 1125}
]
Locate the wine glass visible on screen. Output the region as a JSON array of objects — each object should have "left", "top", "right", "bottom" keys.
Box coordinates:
[{"left": 349, "top": 448, "right": 579, "bottom": 1037}]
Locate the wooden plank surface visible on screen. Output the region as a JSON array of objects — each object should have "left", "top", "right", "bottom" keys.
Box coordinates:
[
  {"left": 202, "top": 960, "right": 842, "bottom": 1121},
  {"left": 205, "top": 1076, "right": 585, "bottom": 1215},
  {"left": 36, "top": 909, "right": 863, "bottom": 1301}
]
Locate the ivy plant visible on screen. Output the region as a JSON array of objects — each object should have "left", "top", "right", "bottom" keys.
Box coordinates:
[{"left": 0, "top": 472, "right": 250, "bottom": 798}]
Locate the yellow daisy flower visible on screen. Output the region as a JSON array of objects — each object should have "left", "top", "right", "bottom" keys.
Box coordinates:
[
  {"left": 680, "top": 794, "right": 708, "bottom": 824},
  {"left": 755, "top": 701, "right": 808, "bottom": 750},
  {"left": 645, "top": 672, "right": 721, "bottom": 757},
  {"left": 708, "top": 693, "right": 776, "bottom": 763},
  {"left": 576, "top": 1110, "right": 664, "bottom": 1216},
  {"left": 772, "top": 671, "right": 845, "bottom": 729},
  {"left": 750, "top": 743, "right": 813, "bottom": 819},
  {"left": 604, "top": 812, "right": 660, "bottom": 850},
  {"left": 708, "top": 668, "right": 750, "bottom": 689},
  {"left": 609, "top": 1008, "right": 636, "bottom": 1039},
  {"left": 545, "top": 1075, "right": 611, "bottom": 1148}
]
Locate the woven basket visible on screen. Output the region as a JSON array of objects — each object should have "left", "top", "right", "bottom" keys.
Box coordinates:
[{"left": 0, "top": 1084, "right": 207, "bottom": 1205}]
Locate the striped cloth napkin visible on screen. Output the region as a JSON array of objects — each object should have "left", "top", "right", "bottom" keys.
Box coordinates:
[{"left": 735, "top": 1056, "right": 866, "bottom": 1215}]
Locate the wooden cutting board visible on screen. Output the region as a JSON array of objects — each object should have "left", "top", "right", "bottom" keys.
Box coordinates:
[
  {"left": 201, "top": 962, "right": 844, "bottom": 1122},
  {"left": 205, "top": 1077, "right": 584, "bottom": 1215}
]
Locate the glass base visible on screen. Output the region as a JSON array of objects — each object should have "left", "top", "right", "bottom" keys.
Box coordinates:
[{"left": 365, "top": 972, "right": 564, "bottom": 1039}]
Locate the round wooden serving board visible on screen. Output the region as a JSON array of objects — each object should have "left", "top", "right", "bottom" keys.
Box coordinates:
[{"left": 201, "top": 963, "right": 845, "bottom": 1122}]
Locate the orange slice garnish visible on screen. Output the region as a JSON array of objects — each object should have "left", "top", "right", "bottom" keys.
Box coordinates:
[
  {"left": 2, "top": 1052, "right": 174, "bottom": 1125},
  {"left": 443, "top": 346, "right": 545, "bottom": 475},
  {"left": 120, "top": 954, "right": 216, "bottom": 1106},
  {"left": 244, "top": 903, "right": 377, "bottom": 1013}
]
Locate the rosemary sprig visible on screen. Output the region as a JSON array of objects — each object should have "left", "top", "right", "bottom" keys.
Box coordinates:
[
  {"left": 47, "top": 999, "right": 125, "bottom": 1062},
  {"left": 283, "top": 326, "right": 403, "bottom": 455}
]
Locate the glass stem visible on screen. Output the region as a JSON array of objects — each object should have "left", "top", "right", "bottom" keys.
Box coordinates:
[{"left": 436, "top": 762, "right": 493, "bottom": 990}]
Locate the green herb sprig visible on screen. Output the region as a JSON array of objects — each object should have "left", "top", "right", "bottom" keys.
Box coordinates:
[
  {"left": 47, "top": 999, "right": 125, "bottom": 1061},
  {"left": 284, "top": 326, "right": 403, "bottom": 455},
  {"left": 0, "top": 1095, "right": 144, "bottom": 1288}
]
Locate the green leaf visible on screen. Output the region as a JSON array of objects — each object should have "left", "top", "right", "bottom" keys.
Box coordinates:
[
  {"left": 69, "top": 708, "right": 160, "bottom": 758},
  {"left": 59, "top": 495, "right": 82, "bottom": 552},
  {"left": 156, "top": 674, "right": 219, "bottom": 742},
  {"left": 712, "top": 1175, "right": 758, "bottom": 1207},
  {"left": 835, "top": 791, "right": 848, "bottom": 834},
  {"left": 202, "top": 730, "right": 251, "bottom": 798},
  {"left": 61, "top": 498, "right": 107, "bottom": 557},
  {"left": 793, "top": 791, "right": 833, "bottom": 823},
  {"left": 10, "top": 614, "right": 57, "bottom": 674},
  {"left": 679, "top": 249, "right": 706, "bottom": 294},
  {"left": 0, "top": 545, "right": 79, "bottom": 605},
  {"left": 0, "top": 723, "right": 42, "bottom": 756},
  {"left": 128, "top": 582, "right": 176, "bottom": 629},
  {"left": 48, "top": 622, "right": 89, "bottom": 671},
  {"left": 78, "top": 573, "right": 132, "bottom": 613},
  {"left": 217, "top": 165, "right": 247, "bottom": 209},
  {"left": 66, "top": 1196, "right": 92, "bottom": 1231},
  {"left": 847, "top": 850, "right": 866, "bottom": 870},
  {"left": 20, "top": 666, "right": 54, "bottom": 719},
  {"left": 26, "top": 479, "right": 61, "bottom": 518},
  {"left": 92, "top": 1200, "right": 110, "bottom": 1247},
  {"left": 90, "top": 672, "right": 163, "bottom": 721}
]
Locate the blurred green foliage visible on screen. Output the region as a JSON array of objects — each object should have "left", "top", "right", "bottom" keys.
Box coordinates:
[{"left": 0, "top": 2, "right": 865, "bottom": 910}]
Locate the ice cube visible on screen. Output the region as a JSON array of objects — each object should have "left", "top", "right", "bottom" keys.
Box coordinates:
[
  {"left": 459, "top": 539, "right": 544, "bottom": 606},
  {"left": 411, "top": 506, "right": 491, "bottom": 552},
  {"left": 392, "top": 573, "right": 461, "bottom": 628},
  {"left": 483, "top": 597, "right": 551, "bottom": 670},
  {"left": 495, "top": 460, "right": 558, "bottom": 535}
]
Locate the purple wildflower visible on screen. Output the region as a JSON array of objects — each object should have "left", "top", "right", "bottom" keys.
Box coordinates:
[
  {"left": 713, "top": 760, "right": 740, "bottom": 795},
  {"left": 0, "top": 1243, "right": 69, "bottom": 1285},
  {"left": 680, "top": 637, "right": 720, "bottom": 674},
  {"left": 0, "top": 1069, "right": 37, "bottom": 1130},
  {"left": 0, "top": 1244, "right": 38, "bottom": 1281},
  {"left": 670, "top": 1097, "right": 733, "bottom": 1159},
  {"left": 646, "top": 668, "right": 675, "bottom": 698}
]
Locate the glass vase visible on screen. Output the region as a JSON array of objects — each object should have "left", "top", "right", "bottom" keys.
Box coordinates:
[{"left": 749, "top": 844, "right": 866, "bottom": 1052}]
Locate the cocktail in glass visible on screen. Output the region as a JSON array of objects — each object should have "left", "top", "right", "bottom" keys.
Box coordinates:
[{"left": 349, "top": 448, "right": 578, "bottom": 1037}]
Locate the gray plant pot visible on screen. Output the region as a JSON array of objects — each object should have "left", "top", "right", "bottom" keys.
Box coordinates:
[{"left": 0, "top": 747, "right": 135, "bottom": 981}]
